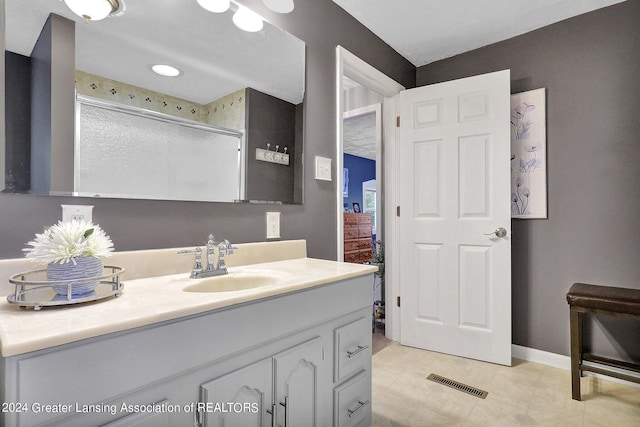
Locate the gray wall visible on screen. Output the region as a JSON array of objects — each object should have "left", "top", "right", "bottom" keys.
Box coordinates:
[
  {"left": 0, "top": 0, "right": 4, "bottom": 192},
  {"left": 0, "top": 0, "right": 415, "bottom": 259},
  {"left": 4, "top": 52, "right": 31, "bottom": 192},
  {"left": 245, "top": 87, "right": 297, "bottom": 203},
  {"left": 29, "top": 14, "right": 75, "bottom": 194},
  {"left": 417, "top": 1, "right": 640, "bottom": 360}
]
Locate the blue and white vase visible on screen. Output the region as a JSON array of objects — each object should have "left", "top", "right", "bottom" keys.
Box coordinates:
[{"left": 47, "top": 256, "right": 103, "bottom": 297}]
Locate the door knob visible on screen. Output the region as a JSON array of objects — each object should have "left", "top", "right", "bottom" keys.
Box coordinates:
[{"left": 484, "top": 227, "right": 507, "bottom": 238}]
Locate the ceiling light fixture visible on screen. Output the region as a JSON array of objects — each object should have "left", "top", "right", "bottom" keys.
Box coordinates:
[
  {"left": 63, "top": 0, "right": 120, "bottom": 21},
  {"left": 232, "top": 5, "right": 264, "bottom": 32},
  {"left": 196, "top": 0, "right": 266, "bottom": 33},
  {"left": 150, "top": 64, "right": 182, "bottom": 77},
  {"left": 196, "top": 0, "right": 230, "bottom": 13},
  {"left": 262, "top": 0, "right": 294, "bottom": 14}
]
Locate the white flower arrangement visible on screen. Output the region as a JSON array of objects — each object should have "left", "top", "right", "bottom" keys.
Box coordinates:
[{"left": 23, "top": 219, "right": 114, "bottom": 265}]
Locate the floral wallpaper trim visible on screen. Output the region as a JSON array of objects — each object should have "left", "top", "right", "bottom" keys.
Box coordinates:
[{"left": 74, "top": 71, "right": 246, "bottom": 131}]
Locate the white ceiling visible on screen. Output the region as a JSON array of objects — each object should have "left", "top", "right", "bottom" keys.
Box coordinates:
[
  {"left": 343, "top": 111, "right": 377, "bottom": 160},
  {"left": 333, "top": 0, "right": 626, "bottom": 67},
  {"left": 339, "top": 0, "right": 626, "bottom": 161}
]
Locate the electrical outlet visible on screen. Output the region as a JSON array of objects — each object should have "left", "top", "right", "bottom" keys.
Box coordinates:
[
  {"left": 266, "top": 212, "right": 281, "bottom": 239},
  {"left": 61, "top": 205, "right": 94, "bottom": 223}
]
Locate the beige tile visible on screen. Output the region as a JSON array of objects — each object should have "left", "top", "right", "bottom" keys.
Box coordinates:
[
  {"left": 463, "top": 414, "right": 538, "bottom": 427},
  {"left": 536, "top": 414, "right": 585, "bottom": 427},
  {"left": 373, "top": 343, "right": 640, "bottom": 426},
  {"left": 372, "top": 384, "right": 419, "bottom": 423},
  {"left": 406, "top": 405, "right": 462, "bottom": 426},
  {"left": 527, "top": 385, "right": 585, "bottom": 419},
  {"left": 584, "top": 376, "right": 640, "bottom": 401},
  {"left": 391, "top": 374, "right": 478, "bottom": 421},
  {"left": 582, "top": 393, "right": 640, "bottom": 426},
  {"left": 467, "top": 379, "right": 533, "bottom": 422}
]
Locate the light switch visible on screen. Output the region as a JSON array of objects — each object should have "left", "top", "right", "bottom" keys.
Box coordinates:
[
  {"left": 266, "top": 212, "right": 281, "bottom": 239},
  {"left": 315, "top": 156, "right": 332, "bottom": 181}
]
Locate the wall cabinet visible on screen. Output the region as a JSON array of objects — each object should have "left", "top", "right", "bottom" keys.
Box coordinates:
[
  {"left": 0, "top": 275, "right": 372, "bottom": 427},
  {"left": 344, "top": 213, "right": 372, "bottom": 263}
]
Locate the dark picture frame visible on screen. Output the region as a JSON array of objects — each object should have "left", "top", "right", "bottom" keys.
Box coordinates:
[{"left": 352, "top": 202, "right": 361, "bottom": 213}]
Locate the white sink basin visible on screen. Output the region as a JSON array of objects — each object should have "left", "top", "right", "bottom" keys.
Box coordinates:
[{"left": 181, "top": 270, "right": 286, "bottom": 293}]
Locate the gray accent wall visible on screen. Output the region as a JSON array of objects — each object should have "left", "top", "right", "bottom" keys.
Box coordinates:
[
  {"left": 245, "top": 87, "right": 297, "bottom": 203},
  {"left": 0, "top": 0, "right": 4, "bottom": 192},
  {"left": 4, "top": 52, "right": 31, "bottom": 192},
  {"left": 0, "top": 1, "right": 415, "bottom": 260},
  {"left": 29, "top": 14, "right": 75, "bottom": 195},
  {"left": 416, "top": 1, "right": 640, "bottom": 360}
]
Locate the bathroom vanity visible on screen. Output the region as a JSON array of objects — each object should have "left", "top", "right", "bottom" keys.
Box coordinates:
[{"left": 0, "top": 241, "right": 376, "bottom": 426}]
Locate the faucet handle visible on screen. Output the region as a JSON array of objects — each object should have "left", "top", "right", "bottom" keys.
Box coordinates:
[
  {"left": 178, "top": 247, "right": 203, "bottom": 278},
  {"left": 177, "top": 247, "right": 202, "bottom": 257}
]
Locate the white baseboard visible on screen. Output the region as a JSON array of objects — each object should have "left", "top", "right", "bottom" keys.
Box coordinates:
[
  {"left": 512, "top": 344, "right": 571, "bottom": 371},
  {"left": 512, "top": 344, "right": 640, "bottom": 389}
]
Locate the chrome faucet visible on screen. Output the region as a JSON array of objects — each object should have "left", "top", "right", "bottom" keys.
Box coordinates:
[
  {"left": 178, "top": 234, "right": 239, "bottom": 278},
  {"left": 205, "top": 234, "right": 217, "bottom": 274},
  {"left": 216, "top": 239, "right": 238, "bottom": 274}
]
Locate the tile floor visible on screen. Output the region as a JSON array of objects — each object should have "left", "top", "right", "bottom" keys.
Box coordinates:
[{"left": 372, "top": 342, "right": 640, "bottom": 426}]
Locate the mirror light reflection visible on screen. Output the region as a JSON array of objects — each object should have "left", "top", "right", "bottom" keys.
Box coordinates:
[{"left": 4, "top": 0, "right": 305, "bottom": 204}]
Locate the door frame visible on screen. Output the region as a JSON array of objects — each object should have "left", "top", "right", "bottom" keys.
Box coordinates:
[{"left": 335, "top": 46, "right": 404, "bottom": 340}]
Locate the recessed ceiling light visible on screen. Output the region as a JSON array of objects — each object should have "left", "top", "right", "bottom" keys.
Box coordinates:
[
  {"left": 63, "top": 0, "right": 120, "bottom": 21},
  {"left": 197, "top": 0, "right": 230, "bottom": 13},
  {"left": 232, "top": 5, "right": 264, "bottom": 32},
  {"left": 262, "top": 0, "right": 294, "bottom": 14},
  {"left": 150, "top": 64, "right": 182, "bottom": 77}
]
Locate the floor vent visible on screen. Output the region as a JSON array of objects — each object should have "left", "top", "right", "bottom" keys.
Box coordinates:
[{"left": 426, "top": 373, "right": 488, "bottom": 399}]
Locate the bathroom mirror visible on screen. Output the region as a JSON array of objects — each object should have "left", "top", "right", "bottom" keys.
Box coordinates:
[{"left": 3, "top": 0, "right": 305, "bottom": 204}]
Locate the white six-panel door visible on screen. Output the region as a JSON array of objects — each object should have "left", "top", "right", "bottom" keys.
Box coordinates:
[{"left": 398, "top": 70, "right": 512, "bottom": 365}]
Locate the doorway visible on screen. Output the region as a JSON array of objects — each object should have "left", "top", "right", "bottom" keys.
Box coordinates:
[{"left": 336, "top": 47, "right": 404, "bottom": 340}]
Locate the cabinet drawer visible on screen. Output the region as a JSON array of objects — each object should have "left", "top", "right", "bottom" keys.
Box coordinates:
[
  {"left": 344, "top": 241, "right": 359, "bottom": 252},
  {"left": 358, "top": 226, "right": 372, "bottom": 238},
  {"left": 359, "top": 250, "right": 372, "bottom": 262},
  {"left": 334, "top": 317, "right": 370, "bottom": 382},
  {"left": 344, "top": 214, "right": 359, "bottom": 225},
  {"left": 344, "top": 228, "right": 358, "bottom": 240},
  {"left": 333, "top": 371, "right": 370, "bottom": 427},
  {"left": 358, "top": 239, "right": 371, "bottom": 249},
  {"left": 357, "top": 215, "right": 371, "bottom": 225},
  {"left": 344, "top": 251, "right": 359, "bottom": 263}
]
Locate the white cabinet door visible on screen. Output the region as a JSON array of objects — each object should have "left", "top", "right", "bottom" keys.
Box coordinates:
[
  {"left": 200, "top": 337, "right": 323, "bottom": 427},
  {"left": 273, "top": 337, "right": 324, "bottom": 427},
  {"left": 200, "top": 358, "right": 273, "bottom": 427}
]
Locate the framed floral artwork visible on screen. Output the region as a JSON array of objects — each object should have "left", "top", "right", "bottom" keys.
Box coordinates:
[{"left": 511, "top": 88, "right": 547, "bottom": 219}]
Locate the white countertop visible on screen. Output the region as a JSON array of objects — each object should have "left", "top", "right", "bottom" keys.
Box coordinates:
[{"left": 0, "top": 258, "right": 377, "bottom": 357}]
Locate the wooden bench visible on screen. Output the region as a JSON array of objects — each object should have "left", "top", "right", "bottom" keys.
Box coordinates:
[{"left": 566, "top": 283, "right": 640, "bottom": 400}]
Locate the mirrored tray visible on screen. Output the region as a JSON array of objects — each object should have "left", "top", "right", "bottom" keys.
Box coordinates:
[{"left": 7, "top": 266, "right": 124, "bottom": 310}]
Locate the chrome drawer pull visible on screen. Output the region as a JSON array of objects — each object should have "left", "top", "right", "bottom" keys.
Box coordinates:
[
  {"left": 279, "top": 396, "right": 289, "bottom": 427},
  {"left": 346, "top": 345, "right": 369, "bottom": 358},
  {"left": 266, "top": 403, "right": 277, "bottom": 427},
  {"left": 347, "top": 400, "right": 370, "bottom": 418}
]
